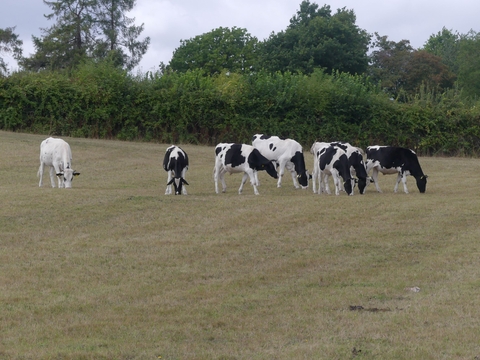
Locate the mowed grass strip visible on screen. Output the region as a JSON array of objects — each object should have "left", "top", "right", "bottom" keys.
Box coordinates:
[{"left": 1, "top": 130, "right": 480, "bottom": 359}]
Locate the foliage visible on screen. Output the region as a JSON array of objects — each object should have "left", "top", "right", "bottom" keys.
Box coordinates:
[
  {"left": 258, "top": 1, "right": 371, "bottom": 75},
  {"left": 94, "top": 0, "right": 150, "bottom": 70},
  {"left": 2, "top": 59, "right": 480, "bottom": 155},
  {"left": 20, "top": 0, "right": 149, "bottom": 71},
  {"left": 369, "top": 34, "right": 455, "bottom": 99},
  {"left": 168, "top": 27, "right": 259, "bottom": 75},
  {"left": 456, "top": 31, "right": 480, "bottom": 99},
  {"left": 423, "top": 27, "right": 461, "bottom": 74},
  {"left": 0, "top": 27, "right": 23, "bottom": 76}
]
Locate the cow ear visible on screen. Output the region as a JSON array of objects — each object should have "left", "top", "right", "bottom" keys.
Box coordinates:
[
  {"left": 182, "top": 179, "right": 189, "bottom": 185},
  {"left": 56, "top": 172, "right": 63, "bottom": 177},
  {"left": 167, "top": 178, "right": 174, "bottom": 185},
  {"left": 73, "top": 171, "right": 80, "bottom": 176}
]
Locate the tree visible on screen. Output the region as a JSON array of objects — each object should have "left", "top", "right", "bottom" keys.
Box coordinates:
[
  {"left": 94, "top": 0, "right": 150, "bottom": 70},
  {"left": 168, "top": 27, "right": 259, "bottom": 75},
  {"left": 368, "top": 34, "right": 414, "bottom": 97},
  {"left": 423, "top": 27, "right": 461, "bottom": 74},
  {"left": 0, "top": 27, "right": 23, "bottom": 76},
  {"left": 21, "top": 0, "right": 149, "bottom": 71},
  {"left": 258, "top": 1, "right": 371, "bottom": 75},
  {"left": 369, "top": 34, "right": 455, "bottom": 98},
  {"left": 457, "top": 31, "right": 480, "bottom": 98}
]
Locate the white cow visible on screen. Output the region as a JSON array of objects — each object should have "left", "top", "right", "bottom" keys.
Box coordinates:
[
  {"left": 38, "top": 137, "right": 80, "bottom": 188},
  {"left": 251, "top": 134, "right": 309, "bottom": 189}
]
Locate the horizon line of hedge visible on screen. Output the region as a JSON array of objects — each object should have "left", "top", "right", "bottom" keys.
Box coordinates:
[{"left": 1, "top": 61, "right": 480, "bottom": 156}]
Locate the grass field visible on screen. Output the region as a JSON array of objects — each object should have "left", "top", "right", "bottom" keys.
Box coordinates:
[{"left": 1, "top": 130, "right": 480, "bottom": 359}]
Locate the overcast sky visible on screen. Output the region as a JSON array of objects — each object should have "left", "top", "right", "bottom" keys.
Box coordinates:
[{"left": 2, "top": 0, "right": 479, "bottom": 73}]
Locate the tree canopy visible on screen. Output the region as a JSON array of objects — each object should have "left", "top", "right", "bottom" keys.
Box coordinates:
[
  {"left": 0, "top": 27, "right": 23, "bottom": 76},
  {"left": 21, "top": 0, "right": 149, "bottom": 71},
  {"left": 168, "top": 27, "right": 259, "bottom": 75},
  {"left": 258, "top": 1, "right": 371, "bottom": 75}
]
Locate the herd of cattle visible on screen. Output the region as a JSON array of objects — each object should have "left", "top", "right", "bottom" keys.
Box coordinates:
[{"left": 37, "top": 134, "right": 428, "bottom": 195}]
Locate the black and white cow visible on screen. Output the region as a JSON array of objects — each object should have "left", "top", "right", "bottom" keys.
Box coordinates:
[
  {"left": 38, "top": 137, "right": 80, "bottom": 188},
  {"left": 365, "top": 145, "right": 428, "bottom": 193},
  {"left": 251, "top": 134, "right": 308, "bottom": 189},
  {"left": 163, "top": 145, "right": 189, "bottom": 195},
  {"left": 310, "top": 141, "right": 367, "bottom": 194},
  {"left": 311, "top": 143, "right": 353, "bottom": 195},
  {"left": 330, "top": 142, "right": 368, "bottom": 194},
  {"left": 214, "top": 143, "right": 278, "bottom": 195}
]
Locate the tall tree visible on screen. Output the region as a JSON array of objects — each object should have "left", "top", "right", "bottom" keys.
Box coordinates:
[
  {"left": 94, "top": 0, "right": 150, "bottom": 70},
  {"left": 457, "top": 31, "right": 480, "bottom": 98},
  {"left": 169, "top": 27, "right": 259, "bottom": 75},
  {"left": 0, "top": 27, "right": 23, "bottom": 76},
  {"left": 21, "top": 0, "right": 149, "bottom": 71},
  {"left": 423, "top": 27, "right": 460, "bottom": 74},
  {"left": 258, "top": 1, "right": 371, "bottom": 75}
]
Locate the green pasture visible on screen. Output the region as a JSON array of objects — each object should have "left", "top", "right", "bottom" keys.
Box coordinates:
[{"left": 1, "top": 131, "right": 479, "bottom": 359}]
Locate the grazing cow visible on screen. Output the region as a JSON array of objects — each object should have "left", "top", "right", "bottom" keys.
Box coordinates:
[
  {"left": 163, "top": 145, "right": 189, "bottom": 195},
  {"left": 311, "top": 143, "right": 353, "bottom": 195},
  {"left": 214, "top": 143, "right": 278, "bottom": 195},
  {"left": 251, "top": 134, "right": 308, "bottom": 189},
  {"left": 329, "top": 142, "right": 369, "bottom": 194},
  {"left": 365, "top": 145, "right": 428, "bottom": 193},
  {"left": 38, "top": 137, "right": 80, "bottom": 188}
]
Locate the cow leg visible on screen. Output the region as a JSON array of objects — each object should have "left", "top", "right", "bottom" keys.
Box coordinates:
[
  {"left": 311, "top": 168, "right": 318, "bottom": 193},
  {"left": 371, "top": 168, "right": 382, "bottom": 193},
  {"left": 181, "top": 169, "right": 188, "bottom": 195},
  {"left": 214, "top": 166, "right": 227, "bottom": 194},
  {"left": 398, "top": 172, "right": 409, "bottom": 194},
  {"left": 285, "top": 162, "right": 300, "bottom": 189},
  {"left": 332, "top": 172, "right": 342, "bottom": 196},
  {"left": 165, "top": 170, "right": 173, "bottom": 195},
  {"left": 238, "top": 173, "right": 248, "bottom": 194},
  {"left": 48, "top": 166, "right": 57, "bottom": 188},
  {"left": 38, "top": 163, "right": 44, "bottom": 187},
  {"left": 394, "top": 172, "right": 406, "bottom": 193},
  {"left": 323, "top": 174, "right": 332, "bottom": 194},
  {"left": 276, "top": 162, "right": 285, "bottom": 188}
]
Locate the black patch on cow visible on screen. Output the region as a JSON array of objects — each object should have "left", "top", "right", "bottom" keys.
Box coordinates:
[
  {"left": 349, "top": 151, "right": 368, "bottom": 194},
  {"left": 290, "top": 151, "right": 308, "bottom": 187},
  {"left": 224, "top": 144, "right": 246, "bottom": 168},
  {"left": 248, "top": 149, "right": 278, "bottom": 179},
  {"left": 319, "top": 147, "right": 337, "bottom": 171},
  {"left": 215, "top": 146, "right": 222, "bottom": 156}
]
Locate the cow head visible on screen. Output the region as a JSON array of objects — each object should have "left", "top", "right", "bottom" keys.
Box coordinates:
[
  {"left": 261, "top": 161, "right": 278, "bottom": 179},
  {"left": 344, "top": 179, "right": 353, "bottom": 195},
  {"left": 356, "top": 177, "right": 367, "bottom": 195},
  {"left": 56, "top": 169, "right": 80, "bottom": 188},
  {"left": 167, "top": 177, "right": 189, "bottom": 195},
  {"left": 297, "top": 171, "right": 309, "bottom": 189},
  {"left": 416, "top": 175, "right": 428, "bottom": 193}
]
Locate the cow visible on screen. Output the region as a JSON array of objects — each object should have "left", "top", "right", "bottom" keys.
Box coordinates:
[
  {"left": 38, "top": 137, "right": 80, "bottom": 188},
  {"left": 310, "top": 143, "right": 353, "bottom": 195},
  {"left": 365, "top": 145, "right": 428, "bottom": 193},
  {"left": 163, "top": 145, "right": 189, "bottom": 195},
  {"left": 328, "top": 142, "right": 368, "bottom": 194},
  {"left": 251, "top": 134, "right": 308, "bottom": 189},
  {"left": 214, "top": 143, "right": 278, "bottom": 195}
]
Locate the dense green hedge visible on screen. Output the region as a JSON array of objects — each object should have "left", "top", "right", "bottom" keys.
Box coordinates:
[{"left": 1, "top": 61, "right": 480, "bottom": 155}]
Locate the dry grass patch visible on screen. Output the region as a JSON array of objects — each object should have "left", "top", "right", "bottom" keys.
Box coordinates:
[{"left": 1, "top": 131, "right": 480, "bottom": 359}]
